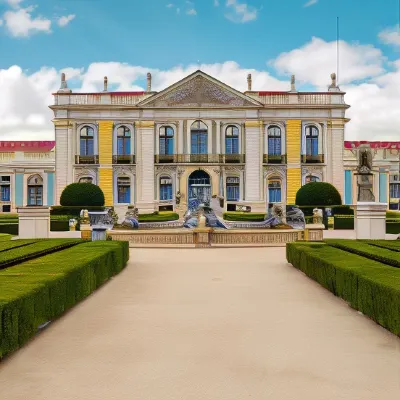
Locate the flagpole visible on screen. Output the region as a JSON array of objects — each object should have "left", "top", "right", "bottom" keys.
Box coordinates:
[{"left": 337, "top": 16, "right": 340, "bottom": 86}]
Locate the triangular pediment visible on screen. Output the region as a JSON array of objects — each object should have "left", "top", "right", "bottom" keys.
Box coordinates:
[{"left": 138, "top": 71, "right": 262, "bottom": 108}]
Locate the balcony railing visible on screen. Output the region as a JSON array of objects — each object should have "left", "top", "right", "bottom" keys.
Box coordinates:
[
  {"left": 301, "top": 154, "right": 325, "bottom": 164},
  {"left": 75, "top": 155, "right": 99, "bottom": 164},
  {"left": 113, "top": 155, "right": 136, "bottom": 164},
  {"left": 263, "top": 154, "right": 287, "bottom": 164},
  {"left": 154, "top": 154, "right": 246, "bottom": 164}
]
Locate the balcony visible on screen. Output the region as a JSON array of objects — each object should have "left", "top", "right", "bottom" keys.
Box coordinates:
[
  {"left": 302, "top": 154, "right": 325, "bottom": 164},
  {"left": 113, "top": 155, "right": 136, "bottom": 164},
  {"left": 154, "top": 154, "right": 246, "bottom": 164},
  {"left": 75, "top": 155, "right": 99, "bottom": 164},
  {"left": 263, "top": 154, "right": 287, "bottom": 164}
]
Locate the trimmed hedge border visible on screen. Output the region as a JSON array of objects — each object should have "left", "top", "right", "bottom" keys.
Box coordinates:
[
  {"left": 0, "top": 239, "right": 82, "bottom": 271},
  {"left": 138, "top": 212, "right": 179, "bottom": 222},
  {"left": 0, "top": 240, "right": 38, "bottom": 253},
  {"left": 286, "top": 242, "right": 400, "bottom": 337},
  {"left": 325, "top": 239, "right": 400, "bottom": 269},
  {"left": 365, "top": 240, "right": 400, "bottom": 252},
  {"left": 223, "top": 212, "right": 266, "bottom": 222},
  {"left": 0, "top": 240, "right": 129, "bottom": 359}
]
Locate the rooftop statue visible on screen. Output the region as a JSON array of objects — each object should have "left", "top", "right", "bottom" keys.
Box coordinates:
[{"left": 356, "top": 148, "right": 375, "bottom": 202}]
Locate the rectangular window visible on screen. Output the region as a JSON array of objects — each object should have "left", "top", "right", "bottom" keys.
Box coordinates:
[
  {"left": 268, "top": 181, "right": 282, "bottom": 203},
  {"left": 306, "top": 138, "right": 318, "bottom": 156},
  {"left": 390, "top": 183, "right": 400, "bottom": 199},
  {"left": 80, "top": 138, "right": 94, "bottom": 156},
  {"left": 268, "top": 138, "right": 281, "bottom": 156},
  {"left": 191, "top": 133, "right": 207, "bottom": 154},
  {"left": 117, "top": 178, "right": 131, "bottom": 203},
  {"left": 28, "top": 186, "right": 43, "bottom": 206},
  {"left": 160, "top": 178, "right": 173, "bottom": 201},
  {"left": 226, "top": 177, "right": 240, "bottom": 201},
  {"left": 0, "top": 176, "right": 10, "bottom": 202},
  {"left": 226, "top": 138, "right": 239, "bottom": 154}
]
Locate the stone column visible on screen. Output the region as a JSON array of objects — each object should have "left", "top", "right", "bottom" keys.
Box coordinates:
[
  {"left": 54, "top": 120, "right": 71, "bottom": 205},
  {"left": 216, "top": 121, "right": 221, "bottom": 154},
  {"left": 136, "top": 121, "right": 155, "bottom": 213},
  {"left": 178, "top": 120, "right": 184, "bottom": 154},
  {"left": 330, "top": 120, "right": 345, "bottom": 198}
]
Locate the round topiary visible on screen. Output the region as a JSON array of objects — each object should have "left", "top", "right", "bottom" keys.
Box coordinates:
[
  {"left": 60, "top": 183, "right": 105, "bottom": 207},
  {"left": 295, "top": 182, "right": 342, "bottom": 206}
]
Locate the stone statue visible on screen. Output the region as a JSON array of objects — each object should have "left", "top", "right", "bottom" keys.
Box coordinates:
[
  {"left": 121, "top": 206, "right": 139, "bottom": 229},
  {"left": 69, "top": 219, "right": 77, "bottom": 231},
  {"left": 247, "top": 74, "right": 252, "bottom": 91},
  {"left": 291, "top": 75, "right": 296, "bottom": 91},
  {"left": 80, "top": 209, "right": 90, "bottom": 224},
  {"left": 356, "top": 148, "right": 375, "bottom": 202},
  {"left": 330, "top": 73, "right": 337, "bottom": 88},
  {"left": 312, "top": 208, "right": 323, "bottom": 224},
  {"left": 175, "top": 191, "right": 181, "bottom": 205}
]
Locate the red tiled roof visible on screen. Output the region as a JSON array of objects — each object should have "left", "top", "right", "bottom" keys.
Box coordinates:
[
  {"left": 344, "top": 141, "right": 400, "bottom": 149},
  {"left": 0, "top": 141, "right": 56, "bottom": 152}
]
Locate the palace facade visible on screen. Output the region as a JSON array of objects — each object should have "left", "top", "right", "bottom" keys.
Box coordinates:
[
  {"left": 0, "top": 141, "right": 55, "bottom": 212},
  {"left": 50, "top": 70, "right": 349, "bottom": 216}
]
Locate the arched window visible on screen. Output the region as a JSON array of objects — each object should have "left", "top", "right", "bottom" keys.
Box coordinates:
[
  {"left": 117, "top": 177, "right": 131, "bottom": 203},
  {"left": 160, "top": 176, "right": 173, "bottom": 201},
  {"left": 79, "top": 177, "right": 93, "bottom": 184},
  {"left": 225, "top": 126, "right": 239, "bottom": 154},
  {"left": 226, "top": 177, "right": 240, "bottom": 201},
  {"left": 306, "top": 126, "right": 319, "bottom": 156},
  {"left": 268, "top": 126, "right": 281, "bottom": 156},
  {"left": 191, "top": 120, "right": 208, "bottom": 155},
  {"left": 268, "top": 179, "right": 281, "bottom": 203},
  {"left": 159, "top": 126, "right": 174, "bottom": 155},
  {"left": 117, "top": 126, "right": 131, "bottom": 156},
  {"left": 27, "top": 175, "right": 43, "bottom": 206},
  {"left": 80, "top": 126, "right": 94, "bottom": 156},
  {"left": 305, "top": 175, "right": 320, "bottom": 184}
]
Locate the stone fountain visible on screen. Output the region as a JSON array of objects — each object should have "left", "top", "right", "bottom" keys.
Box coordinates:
[{"left": 87, "top": 208, "right": 115, "bottom": 240}]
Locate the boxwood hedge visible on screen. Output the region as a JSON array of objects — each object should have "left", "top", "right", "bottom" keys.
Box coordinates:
[
  {"left": 0, "top": 240, "right": 129, "bottom": 359},
  {"left": 287, "top": 242, "right": 400, "bottom": 336},
  {"left": 222, "top": 212, "right": 266, "bottom": 222}
]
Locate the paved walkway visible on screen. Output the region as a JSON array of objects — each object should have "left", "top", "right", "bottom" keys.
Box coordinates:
[{"left": 1, "top": 248, "right": 400, "bottom": 399}]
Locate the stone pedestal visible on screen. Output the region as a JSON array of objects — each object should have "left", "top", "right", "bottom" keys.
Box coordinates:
[
  {"left": 193, "top": 227, "right": 213, "bottom": 248},
  {"left": 80, "top": 223, "right": 93, "bottom": 241},
  {"left": 304, "top": 224, "right": 325, "bottom": 241},
  {"left": 355, "top": 202, "right": 387, "bottom": 239},
  {"left": 17, "top": 207, "right": 50, "bottom": 239}
]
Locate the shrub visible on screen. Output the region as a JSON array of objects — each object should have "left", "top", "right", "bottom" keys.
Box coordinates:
[
  {"left": 365, "top": 240, "right": 400, "bottom": 252},
  {"left": 60, "top": 183, "right": 105, "bottom": 207},
  {"left": 333, "top": 215, "right": 354, "bottom": 230},
  {"left": 386, "top": 211, "right": 400, "bottom": 219},
  {"left": 295, "top": 182, "right": 342, "bottom": 206},
  {"left": 138, "top": 212, "right": 179, "bottom": 222},
  {"left": 223, "top": 212, "right": 266, "bottom": 222},
  {"left": 286, "top": 242, "right": 400, "bottom": 336},
  {"left": 332, "top": 205, "right": 354, "bottom": 215},
  {"left": 50, "top": 206, "right": 105, "bottom": 216},
  {"left": 0, "top": 240, "right": 129, "bottom": 359},
  {"left": 0, "top": 224, "right": 18, "bottom": 235}
]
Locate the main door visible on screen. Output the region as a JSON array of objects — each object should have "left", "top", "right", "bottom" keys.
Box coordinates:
[{"left": 188, "top": 170, "right": 211, "bottom": 209}]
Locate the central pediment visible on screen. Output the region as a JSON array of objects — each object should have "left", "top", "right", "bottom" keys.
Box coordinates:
[{"left": 138, "top": 71, "right": 261, "bottom": 108}]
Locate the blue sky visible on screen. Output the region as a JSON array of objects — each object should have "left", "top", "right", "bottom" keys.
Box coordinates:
[{"left": 0, "top": 0, "right": 399, "bottom": 141}]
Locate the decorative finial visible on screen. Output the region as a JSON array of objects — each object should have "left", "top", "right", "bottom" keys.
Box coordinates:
[
  {"left": 103, "top": 76, "right": 108, "bottom": 92},
  {"left": 147, "top": 72, "right": 152, "bottom": 92},
  {"left": 60, "top": 72, "right": 67, "bottom": 90},
  {"left": 290, "top": 74, "right": 296, "bottom": 92},
  {"left": 330, "top": 72, "right": 337, "bottom": 88},
  {"left": 247, "top": 74, "right": 252, "bottom": 91}
]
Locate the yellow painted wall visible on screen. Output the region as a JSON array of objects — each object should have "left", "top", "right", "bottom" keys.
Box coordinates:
[
  {"left": 287, "top": 168, "right": 301, "bottom": 204},
  {"left": 98, "top": 121, "right": 113, "bottom": 164},
  {"left": 99, "top": 168, "right": 113, "bottom": 206},
  {"left": 286, "top": 120, "right": 301, "bottom": 164}
]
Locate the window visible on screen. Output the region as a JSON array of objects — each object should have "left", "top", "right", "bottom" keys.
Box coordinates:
[
  {"left": 191, "top": 120, "right": 208, "bottom": 154},
  {"left": 79, "top": 177, "right": 93, "bottom": 184},
  {"left": 0, "top": 176, "right": 10, "bottom": 202},
  {"left": 268, "top": 180, "right": 282, "bottom": 203},
  {"left": 80, "top": 126, "right": 94, "bottom": 156},
  {"left": 390, "top": 183, "right": 400, "bottom": 199},
  {"left": 117, "top": 177, "right": 131, "bottom": 203},
  {"left": 225, "top": 126, "right": 239, "bottom": 154},
  {"left": 305, "top": 126, "right": 319, "bottom": 156},
  {"left": 117, "top": 126, "right": 131, "bottom": 156},
  {"left": 226, "top": 177, "right": 240, "bottom": 201},
  {"left": 27, "top": 175, "right": 43, "bottom": 206},
  {"left": 160, "top": 176, "right": 173, "bottom": 201},
  {"left": 159, "top": 126, "right": 174, "bottom": 155},
  {"left": 268, "top": 126, "right": 282, "bottom": 156},
  {"left": 305, "top": 175, "right": 320, "bottom": 184}
]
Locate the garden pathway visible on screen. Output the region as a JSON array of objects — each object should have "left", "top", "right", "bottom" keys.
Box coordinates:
[{"left": 1, "top": 247, "right": 400, "bottom": 399}]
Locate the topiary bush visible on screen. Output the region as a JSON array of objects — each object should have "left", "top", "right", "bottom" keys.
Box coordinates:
[
  {"left": 60, "top": 183, "right": 105, "bottom": 207},
  {"left": 295, "top": 182, "right": 342, "bottom": 206}
]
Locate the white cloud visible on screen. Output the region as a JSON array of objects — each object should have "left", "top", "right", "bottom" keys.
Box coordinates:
[
  {"left": 57, "top": 14, "right": 75, "bottom": 27},
  {"left": 225, "top": 0, "right": 257, "bottom": 23},
  {"left": 379, "top": 25, "right": 400, "bottom": 47},
  {"left": 166, "top": 3, "right": 174, "bottom": 7},
  {"left": 186, "top": 8, "right": 197, "bottom": 15},
  {"left": 304, "top": 0, "right": 318, "bottom": 7},
  {"left": 6, "top": 0, "right": 24, "bottom": 8},
  {"left": 214, "top": 0, "right": 220, "bottom": 6},
  {"left": 3, "top": 6, "right": 52, "bottom": 37}
]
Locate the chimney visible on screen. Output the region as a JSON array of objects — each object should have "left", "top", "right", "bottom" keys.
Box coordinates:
[
  {"left": 147, "top": 73, "right": 152, "bottom": 92},
  {"left": 247, "top": 74, "right": 252, "bottom": 91},
  {"left": 103, "top": 76, "right": 108, "bottom": 92}
]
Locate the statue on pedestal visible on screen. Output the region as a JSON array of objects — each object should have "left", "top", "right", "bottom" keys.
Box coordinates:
[
  {"left": 312, "top": 208, "right": 323, "bottom": 224},
  {"left": 356, "top": 149, "right": 375, "bottom": 202}
]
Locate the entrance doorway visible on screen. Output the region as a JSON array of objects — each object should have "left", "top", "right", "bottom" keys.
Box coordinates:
[{"left": 188, "top": 170, "right": 211, "bottom": 209}]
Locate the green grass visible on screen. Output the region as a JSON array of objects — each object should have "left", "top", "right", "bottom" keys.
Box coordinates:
[
  {"left": 223, "top": 212, "right": 266, "bottom": 222},
  {"left": 0, "top": 240, "right": 129, "bottom": 359},
  {"left": 287, "top": 242, "right": 400, "bottom": 337},
  {"left": 0, "top": 234, "right": 13, "bottom": 241},
  {"left": 0, "top": 240, "right": 39, "bottom": 253},
  {"left": 365, "top": 240, "right": 400, "bottom": 252},
  {"left": 138, "top": 212, "right": 179, "bottom": 222},
  {"left": 386, "top": 211, "right": 400, "bottom": 219},
  {"left": 0, "top": 239, "right": 82, "bottom": 270}
]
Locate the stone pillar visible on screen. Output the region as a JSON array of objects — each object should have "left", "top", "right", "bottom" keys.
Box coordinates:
[
  {"left": 330, "top": 120, "right": 345, "bottom": 198},
  {"left": 17, "top": 206, "right": 50, "bottom": 239},
  {"left": 244, "top": 121, "right": 264, "bottom": 212},
  {"left": 355, "top": 202, "right": 387, "bottom": 239},
  {"left": 54, "top": 121, "right": 71, "bottom": 205},
  {"left": 80, "top": 224, "right": 93, "bottom": 241},
  {"left": 286, "top": 120, "right": 302, "bottom": 204},
  {"left": 136, "top": 121, "right": 155, "bottom": 213},
  {"left": 304, "top": 223, "right": 325, "bottom": 241},
  {"left": 178, "top": 121, "right": 184, "bottom": 154}
]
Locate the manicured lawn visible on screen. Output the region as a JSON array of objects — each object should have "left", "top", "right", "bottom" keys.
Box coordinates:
[
  {"left": 287, "top": 240, "right": 400, "bottom": 337},
  {"left": 138, "top": 212, "right": 179, "bottom": 222},
  {"left": 223, "top": 212, "right": 266, "bottom": 222},
  {"left": 0, "top": 239, "right": 129, "bottom": 359}
]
